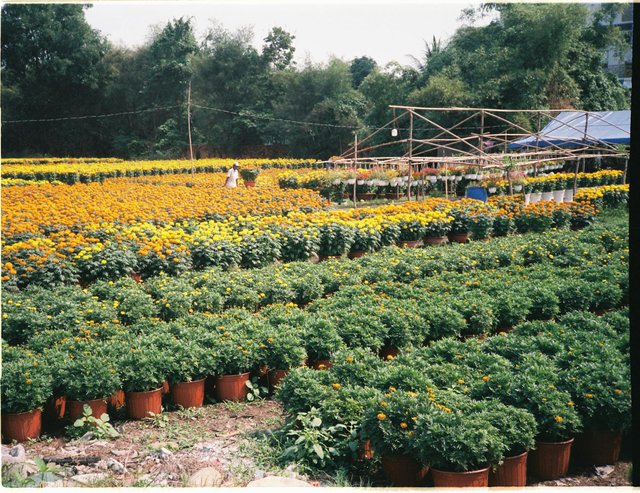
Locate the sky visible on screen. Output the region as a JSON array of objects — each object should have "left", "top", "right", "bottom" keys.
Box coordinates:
[{"left": 83, "top": 1, "right": 494, "bottom": 67}]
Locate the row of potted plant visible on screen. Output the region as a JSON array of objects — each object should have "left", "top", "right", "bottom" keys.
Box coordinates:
[
  {"left": 275, "top": 305, "right": 629, "bottom": 486},
  {"left": 4, "top": 194, "right": 614, "bottom": 290},
  {"left": 1, "top": 218, "right": 627, "bottom": 444}
]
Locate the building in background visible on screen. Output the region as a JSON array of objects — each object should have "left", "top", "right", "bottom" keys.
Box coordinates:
[{"left": 590, "top": 3, "right": 633, "bottom": 89}]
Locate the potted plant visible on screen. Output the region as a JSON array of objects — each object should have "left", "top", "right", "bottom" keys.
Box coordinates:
[
  {"left": 530, "top": 180, "right": 543, "bottom": 203},
  {"left": 59, "top": 353, "right": 121, "bottom": 421},
  {"left": 348, "top": 223, "right": 382, "bottom": 258},
  {"left": 262, "top": 329, "right": 307, "bottom": 392},
  {"left": 562, "top": 351, "right": 630, "bottom": 466},
  {"left": 553, "top": 177, "right": 567, "bottom": 202},
  {"left": 303, "top": 318, "right": 345, "bottom": 370},
  {"left": 414, "top": 404, "right": 505, "bottom": 487},
  {"left": 119, "top": 343, "right": 167, "bottom": 419},
  {"left": 396, "top": 217, "right": 425, "bottom": 248},
  {"left": 422, "top": 214, "right": 453, "bottom": 245},
  {"left": 1, "top": 357, "right": 52, "bottom": 442},
  {"left": 468, "top": 212, "right": 494, "bottom": 241},
  {"left": 239, "top": 168, "right": 260, "bottom": 188},
  {"left": 165, "top": 339, "right": 212, "bottom": 409},
  {"left": 316, "top": 223, "right": 355, "bottom": 260},
  {"left": 541, "top": 179, "right": 555, "bottom": 201},
  {"left": 448, "top": 209, "right": 470, "bottom": 243},
  {"left": 210, "top": 334, "right": 258, "bottom": 402},
  {"left": 361, "top": 391, "right": 431, "bottom": 486}
]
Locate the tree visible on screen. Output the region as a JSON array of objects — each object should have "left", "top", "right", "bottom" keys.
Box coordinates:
[
  {"left": 263, "top": 27, "right": 296, "bottom": 70},
  {"left": 350, "top": 56, "right": 377, "bottom": 88},
  {"left": 1, "top": 4, "right": 111, "bottom": 155}
]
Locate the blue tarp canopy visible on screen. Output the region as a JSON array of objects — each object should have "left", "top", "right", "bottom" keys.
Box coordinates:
[{"left": 509, "top": 110, "right": 630, "bottom": 149}]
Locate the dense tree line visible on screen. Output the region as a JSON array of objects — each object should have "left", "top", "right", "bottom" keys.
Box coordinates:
[{"left": 1, "top": 3, "right": 630, "bottom": 159}]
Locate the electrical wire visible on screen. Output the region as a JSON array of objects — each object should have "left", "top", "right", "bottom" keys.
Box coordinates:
[{"left": 1, "top": 105, "right": 181, "bottom": 124}]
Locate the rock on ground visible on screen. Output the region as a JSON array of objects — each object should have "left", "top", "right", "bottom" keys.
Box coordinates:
[{"left": 187, "top": 467, "right": 224, "bottom": 487}]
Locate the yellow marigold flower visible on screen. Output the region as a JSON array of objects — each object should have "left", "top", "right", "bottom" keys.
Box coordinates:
[
  {"left": 585, "top": 393, "right": 594, "bottom": 399},
  {"left": 457, "top": 379, "right": 465, "bottom": 384},
  {"left": 555, "top": 416, "right": 564, "bottom": 423},
  {"left": 386, "top": 355, "right": 394, "bottom": 361},
  {"left": 614, "top": 389, "right": 622, "bottom": 394},
  {"left": 482, "top": 376, "right": 490, "bottom": 382},
  {"left": 332, "top": 383, "right": 341, "bottom": 390},
  {"left": 346, "top": 357, "right": 354, "bottom": 363},
  {"left": 26, "top": 379, "right": 32, "bottom": 384},
  {"left": 388, "top": 386, "right": 396, "bottom": 392},
  {"left": 377, "top": 413, "right": 386, "bottom": 421},
  {"left": 400, "top": 422, "right": 408, "bottom": 429}
]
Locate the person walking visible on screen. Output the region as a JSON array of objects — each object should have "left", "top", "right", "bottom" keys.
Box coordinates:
[{"left": 224, "top": 162, "right": 240, "bottom": 188}]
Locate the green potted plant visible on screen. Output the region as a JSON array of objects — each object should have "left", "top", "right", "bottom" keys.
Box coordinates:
[
  {"left": 349, "top": 223, "right": 382, "bottom": 258},
  {"left": 239, "top": 168, "right": 260, "bottom": 188},
  {"left": 303, "top": 318, "right": 345, "bottom": 369},
  {"left": 396, "top": 218, "right": 425, "bottom": 248},
  {"left": 58, "top": 353, "right": 121, "bottom": 421},
  {"left": 118, "top": 341, "right": 167, "bottom": 419},
  {"left": 422, "top": 215, "right": 453, "bottom": 245},
  {"left": 165, "top": 338, "right": 212, "bottom": 409},
  {"left": 262, "top": 328, "right": 307, "bottom": 392},
  {"left": 448, "top": 209, "right": 470, "bottom": 243},
  {"left": 209, "top": 332, "right": 259, "bottom": 402},
  {"left": 361, "top": 390, "right": 431, "bottom": 486},
  {"left": 414, "top": 404, "right": 505, "bottom": 487},
  {"left": 316, "top": 223, "right": 355, "bottom": 259},
  {"left": 1, "top": 356, "right": 52, "bottom": 442},
  {"left": 468, "top": 212, "right": 494, "bottom": 241}
]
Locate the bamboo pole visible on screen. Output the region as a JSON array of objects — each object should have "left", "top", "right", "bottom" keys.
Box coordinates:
[
  {"left": 187, "top": 80, "right": 194, "bottom": 177},
  {"left": 408, "top": 111, "right": 413, "bottom": 201},
  {"left": 353, "top": 133, "right": 358, "bottom": 209}
]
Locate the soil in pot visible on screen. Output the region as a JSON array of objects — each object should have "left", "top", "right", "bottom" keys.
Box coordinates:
[
  {"left": 215, "top": 373, "right": 250, "bottom": 402},
  {"left": 67, "top": 398, "right": 108, "bottom": 421},
  {"left": 171, "top": 379, "right": 206, "bottom": 409},
  {"left": 489, "top": 451, "right": 528, "bottom": 486},
  {"left": 125, "top": 388, "right": 163, "bottom": 420},
  {"left": 572, "top": 431, "right": 622, "bottom": 466},
  {"left": 431, "top": 466, "right": 490, "bottom": 487},
  {"left": 382, "top": 455, "right": 429, "bottom": 487},
  {"left": 528, "top": 438, "right": 574, "bottom": 481},
  {"left": 1, "top": 409, "right": 42, "bottom": 443}
]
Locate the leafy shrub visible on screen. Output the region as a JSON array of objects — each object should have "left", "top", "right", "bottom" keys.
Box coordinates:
[
  {"left": 58, "top": 353, "right": 121, "bottom": 401},
  {"left": 276, "top": 367, "right": 333, "bottom": 414},
  {"left": 262, "top": 327, "right": 307, "bottom": 370},
  {"left": 304, "top": 318, "right": 345, "bottom": 362},
  {"left": 1, "top": 356, "right": 53, "bottom": 414}
]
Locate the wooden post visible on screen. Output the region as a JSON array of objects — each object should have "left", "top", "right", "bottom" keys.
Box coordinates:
[
  {"left": 408, "top": 111, "right": 413, "bottom": 201},
  {"left": 187, "top": 80, "right": 195, "bottom": 177},
  {"left": 353, "top": 133, "right": 358, "bottom": 209},
  {"left": 623, "top": 157, "right": 628, "bottom": 184},
  {"left": 444, "top": 161, "right": 449, "bottom": 200},
  {"left": 479, "top": 110, "right": 485, "bottom": 166},
  {"left": 573, "top": 159, "right": 579, "bottom": 194}
]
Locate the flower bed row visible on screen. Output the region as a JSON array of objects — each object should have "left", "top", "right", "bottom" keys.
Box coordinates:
[
  {"left": 1, "top": 158, "right": 320, "bottom": 184},
  {"left": 1, "top": 219, "right": 628, "bottom": 482},
  {"left": 4, "top": 192, "right": 611, "bottom": 289}
]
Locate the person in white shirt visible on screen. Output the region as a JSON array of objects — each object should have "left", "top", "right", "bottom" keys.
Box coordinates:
[{"left": 224, "top": 162, "right": 240, "bottom": 188}]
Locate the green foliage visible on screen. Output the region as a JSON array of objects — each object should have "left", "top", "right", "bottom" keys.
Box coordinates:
[
  {"left": 262, "top": 327, "right": 307, "bottom": 370},
  {"left": 66, "top": 404, "right": 119, "bottom": 439},
  {"left": 1, "top": 355, "right": 52, "bottom": 414},
  {"left": 304, "top": 318, "right": 345, "bottom": 361},
  {"left": 317, "top": 223, "right": 355, "bottom": 257},
  {"left": 118, "top": 340, "right": 167, "bottom": 392},
  {"left": 58, "top": 353, "right": 121, "bottom": 401}
]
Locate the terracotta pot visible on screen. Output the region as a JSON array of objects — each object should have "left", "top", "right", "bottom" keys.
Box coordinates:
[
  {"left": 318, "top": 254, "right": 341, "bottom": 262},
  {"left": 347, "top": 250, "right": 367, "bottom": 259},
  {"left": 2, "top": 409, "right": 42, "bottom": 443},
  {"left": 311, "top": 359, "right": 332, "bottom": 370},
  {"left": 379, "top": 346, "right": 400, "bottom": 360},
  {"left": 215, "top": 372, "right": 250, "bottom": 402},
  {"left": 357, "top": 439, "right": 374, "bottom": 460},
  {"left": 423, "top": 235, "right": 448, "bottom": 246},
  {"left": 448, "top": 232, "right": 469, "bottom": 244},
  {"left": 382, "top": 455, "right": 429, "bottom": 487},
  {"left": 244, "top": 181, "right": 256, "bottom": 188},
  {"left": 399, "top": 240, "right": 421, "bottom": 248},
  {"left": 431, "top": 466, "right": 490, "bottom": 487},
  {"left": 162, "top": 380, "right": 170, "bottom": 395},
  {"left": 572, "top": 431, "right": 622, "bottom": 466},
  {"left": 490, "top": 451, "right": 528, "bottom": 486},
  {"left": 44, "top": 395, "right": 66, "bottom": 422},
  {"left": 171, "top": 379, "right": 205, "bottom": 409},
  {"left": 268, "top": 369, "right": 289, "bottom": 392},
  {"left": 109, "top": 389, "right": 126, "bottom": 410},
  {"left": 528, "top": 438, "right": 574, "bottom": 480},
  {"left": 67, "top": 398, "right": 108, "bottom": 421},
  {"left": 125, "top": 388, "right": 163, "bottom": 419}
]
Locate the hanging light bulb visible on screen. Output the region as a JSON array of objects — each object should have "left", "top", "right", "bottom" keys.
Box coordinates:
[{"left": 391, "top": 128, "right": 398, "bottom": 137}]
